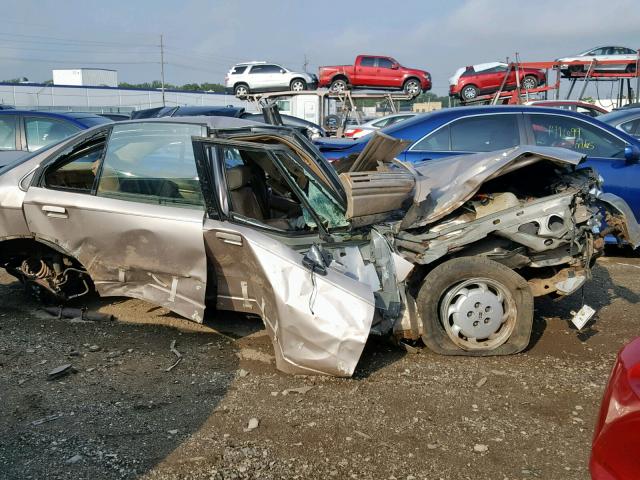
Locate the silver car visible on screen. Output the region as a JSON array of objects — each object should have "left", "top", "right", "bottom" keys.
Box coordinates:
[
  {"left": 557, "top": 46, "right": 639, "bottom": 76},
  {"left": 224, "top": 61, "right": 318, "bottom": 98},
  {"left": 0, "top": 117, "right": 636, "bottom": 376}
]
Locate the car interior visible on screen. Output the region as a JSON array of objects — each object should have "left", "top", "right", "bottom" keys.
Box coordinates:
[{"left": 220, "top": 143, "right": 347, "bottom": 232}]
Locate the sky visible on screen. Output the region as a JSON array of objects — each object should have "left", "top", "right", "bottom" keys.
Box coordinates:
[{"left": 1, "top": 0, "right": 639, "bottom": 96}]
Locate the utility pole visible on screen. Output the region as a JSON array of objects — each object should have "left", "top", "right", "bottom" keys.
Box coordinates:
[
  {"left": 303, "top": 54, "right": 309, "bottom": 73},
  {"left": 160, "top": 34, "right": 166, "bottom": 106}
]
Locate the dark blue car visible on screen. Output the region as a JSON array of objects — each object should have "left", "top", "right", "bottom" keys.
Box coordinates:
[
  {"left": 316, "top": 106, "right": 640, "bottom": 220},
  {"left": 0, "top": 110, "right": 111, "bottom": 167}
]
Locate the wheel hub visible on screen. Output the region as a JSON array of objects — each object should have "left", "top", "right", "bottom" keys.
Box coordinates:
[
  {"left": 440, "top": 277, "right": 515, "bottom": 349},
  {"left": 448, "top": 286, "right": 504, "bottom": 339}
]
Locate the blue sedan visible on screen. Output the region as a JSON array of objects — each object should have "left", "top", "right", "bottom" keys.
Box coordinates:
[
  {"left": 316, "top": 106, "right": 640, "bottom": 220},
  {"left": 0, "top": 110, "right": 112, "bottom": 167}
]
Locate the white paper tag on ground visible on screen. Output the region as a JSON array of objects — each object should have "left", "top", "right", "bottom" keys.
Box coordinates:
[{"left": 571, "top": 305, "right": 596, "bottom": 330}]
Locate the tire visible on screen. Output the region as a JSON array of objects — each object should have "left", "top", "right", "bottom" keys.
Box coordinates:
[
  {"left": 329, "top": 78, "right": 348, "bottom": 93},
  {"left": 323, "top": 114, "right": 341, "bottom": 130},
  {"left": 290, "top": 78, "right": 307, "bottom": 92},
  {"left": 569, "top": 65, "right": 583, "bottom": 75},
  {"left": 460, "top": 84, "right": 479, "bottom": 101},
  {"left": 234, "top": 83, "right": 249, "bottom": 98},
  {"left": 403, "top": 78, "right": 422, "bottom": 97},
  {"left": 418, "top": 257, "right": 534, "bottom": 356},
  {"left": 521, "top": 75, "right": 539, "bottom": 90}
]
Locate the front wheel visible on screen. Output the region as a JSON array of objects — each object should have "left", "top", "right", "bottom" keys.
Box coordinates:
[
  {"left": 418, "top": 257, "right": 533, "bottom": 356},
  {"left": 290, "top": 79, "right": 307, "bottom": 91},
  {"left": 403, "top": 78, "right": 422, "bottom": 97}
]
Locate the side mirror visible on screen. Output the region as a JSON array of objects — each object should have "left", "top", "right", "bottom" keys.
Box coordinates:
[
  {"left": 624, "top": 145, "right": 640, "bottom": 163},
  {"left": 302, "top": 244, "right": 331, "bottom": 276},
  {"left": 281, "top": 69, "right": 286, "bottom": 74},
  {"left": 391, "top": 63, "right": 399, "bottom": 70}
]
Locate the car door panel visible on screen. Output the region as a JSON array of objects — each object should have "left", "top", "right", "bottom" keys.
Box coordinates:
[
  {"left": 203, "top": 218, "right": 375, "bottom": 377},
  {"left": 22, "top": 187, "right": 208, "bottom": 321}
]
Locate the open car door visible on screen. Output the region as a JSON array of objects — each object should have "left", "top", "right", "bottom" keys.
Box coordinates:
[{"left": 193, "top": 137, "right": 376, "bottom": 376}]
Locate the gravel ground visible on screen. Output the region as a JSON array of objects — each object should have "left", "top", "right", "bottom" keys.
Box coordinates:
[{"left": 1, "top": 250, "right": 638, "bottom": 480}]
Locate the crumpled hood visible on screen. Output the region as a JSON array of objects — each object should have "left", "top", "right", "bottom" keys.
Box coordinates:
[{"left": 402, "top": 146, "right": 586, "bottom": 228}]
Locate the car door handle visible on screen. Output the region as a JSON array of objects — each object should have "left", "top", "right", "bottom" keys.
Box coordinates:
[
  {"left": 215, "top": 232, "right": 242, "bottom": 246},
  {"left": 41, "top": 205, "right": 68, "bottom": 218}
]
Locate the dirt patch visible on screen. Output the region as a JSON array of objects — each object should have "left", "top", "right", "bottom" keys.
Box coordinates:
[{"left": 1, "top": 251, "right": 638, "bottom": 479}]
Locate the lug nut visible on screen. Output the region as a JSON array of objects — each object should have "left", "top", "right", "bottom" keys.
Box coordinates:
[
  {"left": 485, "top": 306, "right": 491, "bottom": 313},
  {"left": 474, "top": 302, "right": 481, "bottom": 308},
  {"left": 473, "top": 321, "right": 479, "bottom": 327}
]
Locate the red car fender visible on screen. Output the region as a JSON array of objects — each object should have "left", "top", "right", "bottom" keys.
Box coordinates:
[{"left": 590, "top": 337, "right": 640, "bottom": 479}]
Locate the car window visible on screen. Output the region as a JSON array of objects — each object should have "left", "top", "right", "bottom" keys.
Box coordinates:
[
  {"left": 412, "top": 125, "right": 450, "bottom": 151},
  {"left": 43, "top": 133, "right": 108, "bottom": 193},
  {"left": 576, "top": 106, "right": 599, "bottom": 117},
  {"left": 528, "top": 114, "right": 627, "bottom": 158},
  {"left": 250, "top": 64, "right": 281, "bottom": 74},
  {"left": 97, "top": 123, "right": 205, "bottom": 208},
  {"left": 372, "top": 117, "right": 392, "bottom": 128},
  {"left": 624, "top": 48, "right": 637, "bottom": 55},
  {"left": 620, "top": 119, "right": 640, "bottom": 136},
  {"left": 0, "top": 115, "right": 17, "bottom": 150},
  {"left": 378, "top": 58, "right": 393, "bottom": 69},
  {"left": 360, "top": 57, "right": 376, "bottom": 67},
  {"left": 445, "top": 115, "right": 520, "bottom": 152},
  {"left": 231, "top": 66, "right": 248, "bottom": 74},
  {"left": 25, "top": 117, "right": 80, "bottom": 152}
]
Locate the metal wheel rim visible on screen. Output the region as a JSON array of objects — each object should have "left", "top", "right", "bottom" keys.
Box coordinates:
[
  {"left": 462, "top": 87, "right": 477, "bottom": 99},
  {"left": 291, "top": 81, "right": 304, "bottom": 91},
  {"left": 406, "top": 81, "right": 420, "bottom": 95},
  {"left": 235, "top": 86, "right": 248, "bottom": 97},
  {"left": 331, "top": 81, "right": 345, "bottom": 93},
  {"left": 439, "top": 277, "right": 517, "bottom": 350},
  {"left": 522, "top": 78, "right": 536, "bottom": 90}
]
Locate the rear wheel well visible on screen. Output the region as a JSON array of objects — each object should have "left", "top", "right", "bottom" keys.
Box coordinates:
[
  {"left": 0, "top": 237, "right": 92, "bottom": 301},
  {"left": 331, "top": 74, "right": 349, "bottom": 84}
]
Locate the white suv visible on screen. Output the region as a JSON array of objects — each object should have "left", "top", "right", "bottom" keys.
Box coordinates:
[{"left": 224, "top": 61, "right": 318, "bottom": 98}]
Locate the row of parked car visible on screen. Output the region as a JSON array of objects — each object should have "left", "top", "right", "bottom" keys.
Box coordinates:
[{"left": 222, "top": 45, "right": 639, "bottom": 101}]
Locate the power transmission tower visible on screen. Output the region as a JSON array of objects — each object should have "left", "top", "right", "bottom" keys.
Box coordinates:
[{"left": 160, "top": 34, "right": 165, "bottom": 106}]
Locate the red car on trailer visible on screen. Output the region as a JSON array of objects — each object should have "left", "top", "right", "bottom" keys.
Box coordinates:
[{"left": 449, "top": 62, "right": 546, "bottom": 102}]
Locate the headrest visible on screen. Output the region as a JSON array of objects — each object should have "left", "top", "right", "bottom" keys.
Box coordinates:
[{"left": 226, "top": 166, "right": 251, "bottom": 190}]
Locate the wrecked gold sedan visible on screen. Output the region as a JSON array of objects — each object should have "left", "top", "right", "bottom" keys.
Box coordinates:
[{"left": 0, "top": 117, "right": 637, "bottom": 376}]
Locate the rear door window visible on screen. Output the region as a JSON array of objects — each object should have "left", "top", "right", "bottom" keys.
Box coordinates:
[
  {"left": 0, "top": 115, "right": 17, "bottom": 150},
  {"left": 231, "top": 66, "right": 248, "bottom": 74},
  {"left": 250, "top": 64, "right": 281, "bottom": 74},
  {"left": 449, "top": 115, "right": 520, "bottom": 151},
  {"left": 412, "top": 126, "right": 450, "bottom": 151},
  {"left": 25, "top": 117, "right": 80, "bottom": 152},
  {"left": 360, "top": 57, "right": 376, "bottom": 67},
  {"left": 96, "top": 122, "right": 206, "bottom": 208},
  {"left": 527, "top": 114, "right": 627, "bottom": 158}
]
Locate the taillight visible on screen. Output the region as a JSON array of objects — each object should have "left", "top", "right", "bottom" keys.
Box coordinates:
[{"left": 344, "top": 129, "right": 362, "bottom": 138}]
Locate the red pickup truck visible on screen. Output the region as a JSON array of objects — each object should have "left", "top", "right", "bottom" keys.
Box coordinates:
[{"left": 318, "top": 55, "right": 431, "bottom": 97}]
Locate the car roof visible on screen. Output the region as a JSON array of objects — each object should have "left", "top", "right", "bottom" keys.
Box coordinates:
[
  {"left": 379, "top": 105, "right": 627, "bottom": 139},
  {"left": 599, "top": 108, "right": 640, "bottom": 124},
  {"left": 115, "top": 115, "right": 268, "bottom": 130},
  {"left": 0, "top": 109, "right": 104, "bottom": 119}
]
